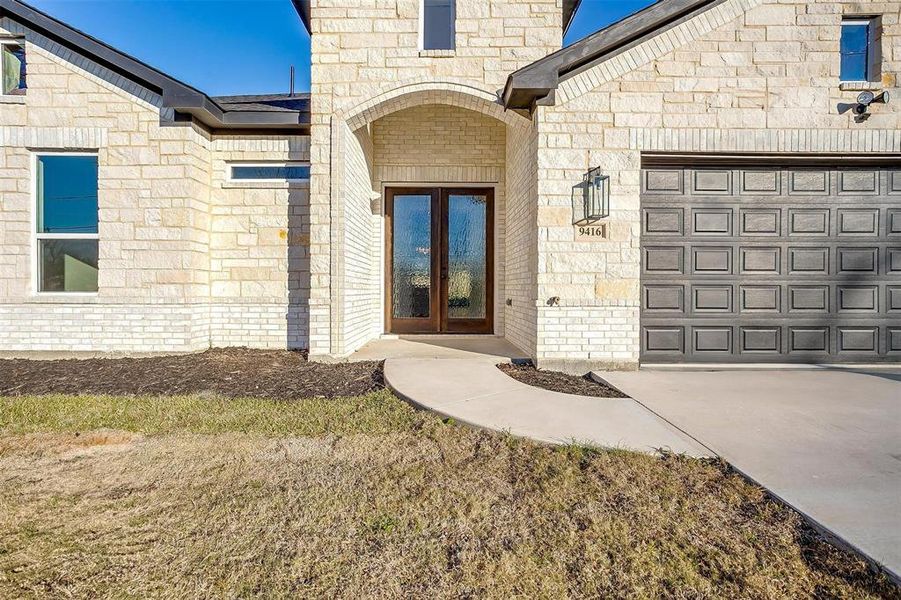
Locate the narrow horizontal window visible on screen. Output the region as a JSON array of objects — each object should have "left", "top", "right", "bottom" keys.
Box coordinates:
[
  {"left": 230, "top": 164, "right": 310, "bottom": 181},
  {"left": 35, "top": 154, "right": 99, "bottom": 293},
  {"left": 1, "top": 40, "right": 26, "bottom": 95},
  {"left": 423, "top": 0, "right": 454, "bottom": 50}
]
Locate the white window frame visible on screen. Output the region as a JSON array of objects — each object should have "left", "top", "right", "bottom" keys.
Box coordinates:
[
  {"left": 227, "top": 162, "right": 311, "bottom": 183},
  {"left": 840, "top": 17, "right": 881, "bottom": 83},
  {"left": 419, "top": 0, "right": 456, "bottom": 51},
  {"left": 0, "top": 37, "right": 26, "bottom": 96},
  {"left": 31, "top": 151, "right": 100, "bottom": 297}
]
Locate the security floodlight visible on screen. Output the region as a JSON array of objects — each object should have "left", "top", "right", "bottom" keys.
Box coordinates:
[
  {"left": 854, "top": 90, "right": 890, "bottom": 115},
  {"left": 857, "top": 90, "right": 876, "bottom": 106}
]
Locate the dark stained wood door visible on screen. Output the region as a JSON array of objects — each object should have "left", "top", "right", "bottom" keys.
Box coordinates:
[{"left": 385, "top": 187, "right": 493, "bottom": 334}]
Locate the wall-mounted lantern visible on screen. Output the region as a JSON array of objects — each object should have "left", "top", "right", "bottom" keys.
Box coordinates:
[{"left": 572, "top": 166, "right": 609, "bottom": 225}]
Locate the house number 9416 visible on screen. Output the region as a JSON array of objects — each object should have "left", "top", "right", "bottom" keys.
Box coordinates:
[{"left": 575, "top": 224, "right": 607, "bottom": 241}]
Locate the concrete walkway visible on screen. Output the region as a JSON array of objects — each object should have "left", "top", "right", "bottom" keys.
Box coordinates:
[
  {"left": 594, "top": 368, "right": 901, "bottom": 582},
  {"left": 384, "top": 358, "right": 709, "bottom": 457}
]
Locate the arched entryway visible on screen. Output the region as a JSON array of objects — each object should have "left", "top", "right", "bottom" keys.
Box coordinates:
[{"left": 323, "top": 83, "right": 535, "bottom": 357}]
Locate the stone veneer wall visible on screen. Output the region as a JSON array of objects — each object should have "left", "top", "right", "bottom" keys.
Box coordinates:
[
  {"left": 209, "top": 136, "right": 311, "bottom": 350},
  {"left": 533, "top": 0, "right": 901, "bottom": 371},
  {"left": 309, "top": 0, "right": 564, "bottom": 357},
  {"left": 0, "top": 17, "right": 211, "bottom": 353},
  {"left": 0, "top": 18, "right": 311, "bottom": 353}
]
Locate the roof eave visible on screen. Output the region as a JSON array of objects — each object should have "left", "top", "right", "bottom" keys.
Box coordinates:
[
  {"left": 563, "top": 0, "right": 582, "bottom": 37},
  {"left": 292, "top": 0, "right": 311, "bottom": 34},
  {"left": 220, "top": 110, "right": 310, "bottom": 128},
  {"left": 172, "top": 96, "right": 310, "bottom": 130},
  {"left": 0, "top": 0, "right": 205, "bottom": 101}
]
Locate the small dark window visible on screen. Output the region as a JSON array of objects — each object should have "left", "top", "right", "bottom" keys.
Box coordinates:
[
  {"left": 230, "top": 164, "right": 310, "bottom": 181},
  {"left": 423, "top": 0, "right": 454, "bottom": 50},
  {"left": 1, "top": 41, "right": 26, "bottom": 95},
  {"left": 840, "top": 18, "right": 878, "bottom": 82}
]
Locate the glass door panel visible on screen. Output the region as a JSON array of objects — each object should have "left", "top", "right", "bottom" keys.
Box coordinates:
[
  {"left": 387, "top": 190, "right": 439, "bottom": 333},
  {"left": 446, "top": 193, "right": 487, "bottom": 320}
]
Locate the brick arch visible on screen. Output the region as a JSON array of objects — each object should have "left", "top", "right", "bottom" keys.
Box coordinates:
[{"left": 342, "top": 82, "right": 529, "bottom": 130}]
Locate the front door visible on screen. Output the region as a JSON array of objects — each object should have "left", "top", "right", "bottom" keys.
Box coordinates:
[{"left": 385, "top": 187, "right": 494, "bottom": 334}]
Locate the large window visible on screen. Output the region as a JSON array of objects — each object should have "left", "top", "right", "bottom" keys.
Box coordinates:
[
  {"left": 35, "top": 154, "right": 99, "bottom": 293},
  {"left": 1, "top": 39, "right": 26, "bottom": 95},
  {"left": 422, "top": 0, "right": 454, "bottom": 50},
  {"left": 840, "top": 17, "right": 880, "bottom": 82}
]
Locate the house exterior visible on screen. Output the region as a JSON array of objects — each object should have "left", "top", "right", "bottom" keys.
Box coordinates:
[{"left": 0, "top": 0, "right": 898, "bottom": 371}]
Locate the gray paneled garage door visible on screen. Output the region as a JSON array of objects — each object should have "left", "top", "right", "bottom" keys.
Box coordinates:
[{"left": 640, "top": 164, "right": 901, "bottom": 363}]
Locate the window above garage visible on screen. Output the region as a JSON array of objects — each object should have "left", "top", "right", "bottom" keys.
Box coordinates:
[{"left": 840, "top": 17, "right": 881, "bottom": 85}]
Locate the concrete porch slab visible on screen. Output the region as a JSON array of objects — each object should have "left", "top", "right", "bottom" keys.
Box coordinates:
[{"left": 348, "top": 335, "right": 530, "bottom": 362}]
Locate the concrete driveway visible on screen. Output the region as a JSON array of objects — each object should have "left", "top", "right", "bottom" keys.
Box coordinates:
[{"left": 595, "top": 368, "right": 901, "bottom": 582}]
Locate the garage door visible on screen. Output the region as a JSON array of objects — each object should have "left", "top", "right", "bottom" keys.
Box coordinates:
[{"left": 640, "top": 164, "right": 901, "bottom": 363}]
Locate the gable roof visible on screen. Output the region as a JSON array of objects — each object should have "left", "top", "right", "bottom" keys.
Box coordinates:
[
  {"left": 291, "top": 0, "right": 583, "bottom": 35},
  {"left": 503, "top": 0, "right": 723, "bottom": 110},
  {"left": 0, "top": 0, "right": 310, "bottom": 132}
]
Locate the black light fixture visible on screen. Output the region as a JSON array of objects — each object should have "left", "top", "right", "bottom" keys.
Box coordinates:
[{"left": 573, "top": 166, "right": 609, "bottom": 225}]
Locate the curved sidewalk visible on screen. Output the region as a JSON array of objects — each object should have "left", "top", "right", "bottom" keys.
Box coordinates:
[{"left": 385, "top": 358, "right": 710, "bottom": 457}]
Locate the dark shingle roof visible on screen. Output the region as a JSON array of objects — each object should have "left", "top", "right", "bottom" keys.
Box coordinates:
[{"left": 213, "top": 94, "right": 311, "bottom": 114}]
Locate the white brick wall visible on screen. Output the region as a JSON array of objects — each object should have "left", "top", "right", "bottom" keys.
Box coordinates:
[
  {"left": 503, "top": 116, "right": 539, "bottom": 356},
  {"left": 338, "top": 120, "right": 379, "bottom": 352},
  {"left": 0, "top": 303, "right": 209, "bottom": 353}
]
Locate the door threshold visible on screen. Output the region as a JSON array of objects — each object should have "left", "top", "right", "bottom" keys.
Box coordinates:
[{"left": 382, "top": 333, "right": 502, "bottom": 340}]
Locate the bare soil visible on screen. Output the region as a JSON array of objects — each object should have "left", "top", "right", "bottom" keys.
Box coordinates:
[
  {"left": 498, "top": 362, "right": 629, "bottom": 398},
  {"left": 0, "top": 348, "right": 383, "bottom": 399}
]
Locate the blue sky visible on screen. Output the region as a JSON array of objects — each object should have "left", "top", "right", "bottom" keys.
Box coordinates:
[{"left": 27, "top": 0, "right": 655, "bottom": 96}]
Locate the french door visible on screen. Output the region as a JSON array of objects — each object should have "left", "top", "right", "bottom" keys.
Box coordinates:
[{"left": 385, "top": 187, "right": 494, "bottom": 334}]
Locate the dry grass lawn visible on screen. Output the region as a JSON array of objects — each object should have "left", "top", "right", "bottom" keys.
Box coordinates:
[{"left": 0, "top": 392, "right": 897, "bottom": 599}]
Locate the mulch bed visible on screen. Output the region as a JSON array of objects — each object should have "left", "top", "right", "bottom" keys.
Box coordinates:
[
  {"left": 497, "top": 363, "right": 629, "bottom": 398},
  {"left": 0, "top": 348, "right": 384, "bottom": 399}
]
